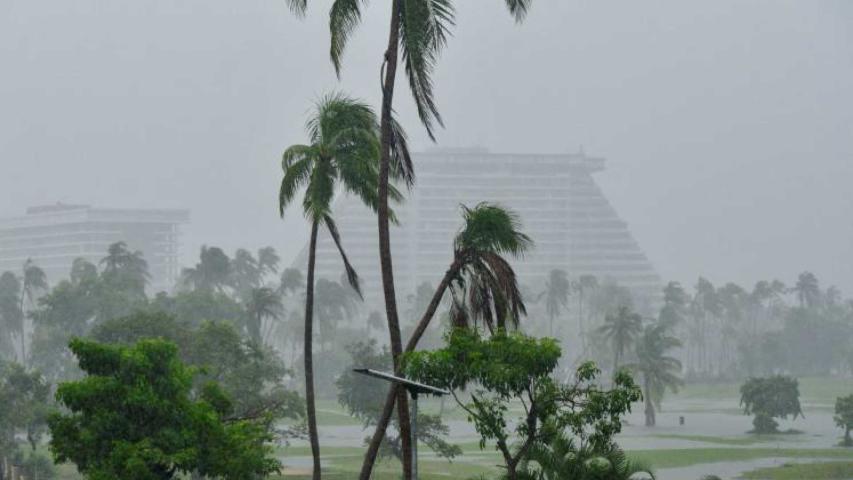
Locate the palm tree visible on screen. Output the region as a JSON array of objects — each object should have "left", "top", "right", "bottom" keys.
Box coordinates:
[
  {"left": 246, "top": 286, "right": 282, "bottom": 344},
  {"left": 279, "top": 268, "right": 304, "bottom": 296},
  {"left": 630, "top": 322, "right": 683, "bottom": 426},
  {"left": 314, "top": 278, "right": 359, "bottom": 349},
  {"left": 0, "top": 271, "right": 23, "bottom": 361},
  {"left": 361, "top": 203, "right": 531, "bottom": 473},
  {"left": 257, "top": 246, "right": 281, "bottom": 281},
  {"left": 70, "top": 258, "right": 98, "bottom": 285},
  {"left": 541, "top": 269, "right": 570, "bottom": 337},
  {"left": 792, "top": 271, "right": 821, "bottom": 308},
  {"left": 598, "top": 306, "right": 642, "bottom": 376},
  {"left": 572, "top": 274, "right": 599, "bottom": 353},
  {"left": 100, "top": 242, "right": 148, "bottom": 294},
  {"left": 231, "top": 248, "right": 261, "bottom": 297},
  {"left": 291, "top": 4, "right": 536, "bottom": 477},
  {"left": 279, "top": 92, "right": 387, "bottom": 480},
  {"left": 181, "top": 246, "right": 232, "bottom": 293},
  {"left": 17, "top": 259, "right": 48, "bottom": 363}
]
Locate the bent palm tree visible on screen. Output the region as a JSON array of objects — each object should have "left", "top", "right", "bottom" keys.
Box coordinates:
[
  {"left": 245, "top": 286, "right": 282, "bottom": 344},
  {"left": 181, "top": 246, "right": 232, "bottom": 293},
  {"left": 629, "top": 322, "right": 683, "bottom": 426},
  {"left": 286, "top": 3, "right": 536, "bottom": 477},
  {"left": 279, "top": 92, "right": 391, "bottom": 480},
  {"left": 598, "top": 305, "right": 642, "bottom": 377},
  {"left": 363, "top": 203, "right": 532, "bottom": 473},
  {"left": 541, "top": 269, "right": 570, "bottom": 337}
]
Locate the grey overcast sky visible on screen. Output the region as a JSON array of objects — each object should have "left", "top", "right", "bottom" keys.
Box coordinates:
[{"left": 0, "top": 1, "right": 851, "bottom": 293}]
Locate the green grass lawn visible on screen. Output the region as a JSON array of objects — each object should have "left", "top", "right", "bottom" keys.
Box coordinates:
[
  {"left": 650, "top": 433, "right": 776, "bottom": 446},
  {"left": 628, "top": 448, "right": 853, "bottom": 470},
  {"left": 741, "top": 461, "right": 853, "bottom": 479}
]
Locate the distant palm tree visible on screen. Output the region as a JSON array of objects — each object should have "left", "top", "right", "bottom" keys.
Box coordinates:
[
  {"left": 572, "top": 274, "right": 599, "bottom": 352},
  {"left": 630, "top": 322, "right": 683, "bottom": 426},
  {"left": 314, "top": 278, "right": 358, "bottom": 349},
  {"left": 100, "top": 242, "right": 148, "bottom": 294},
  {"left": 279, "top": 92, "right": 388, "bottom": 480},
  {"left": 541, "top": 269, "right": 570, "bottom": 337},
  {"left": 792, "top": 271, "right": 821, "bottom": 308},
  {"left": 279, "top": 268, "right": 304, "bottom": 296},
  {"left": 181, "top": 246, "right": 231, "bottom": 293},
  {"left": 70, "top": 258, "right": 98, "bottom": 285},
  {"left": 0, "top": 271, "right": 23, "bottom": 361},
  {"left": 231, "top": 248, "right": 261, "bottom": 297},
  {"left": 246, "top": 286, "right": 282, "bottom": 344},
  {"left": 257, "top": 246, "right": 281, "bottom": 281},
  {"left": 17, "top": 259, "right": 48, "bottom": 363},
  {"left": 598, "top": 305, "right": 642, "bottom": 376}
]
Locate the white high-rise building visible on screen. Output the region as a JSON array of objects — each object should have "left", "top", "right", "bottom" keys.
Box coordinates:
[
  {"left": 0, "top": 204, "right": 189, "bottom": 292},
  {"left": 293, "top": 149, "right": 661, "bottom": 312}
]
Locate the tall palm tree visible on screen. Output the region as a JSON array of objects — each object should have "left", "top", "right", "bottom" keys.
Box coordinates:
[
  {"left": 361, "top": 203, "right": 531, "bottom": 474},
  {"left": 181, "top": 245, "right": 232, "bottom": 293},
  {"left": 245, "top": 286, "right": 282, "bottom": 344},
  {"left": 572, "top": 274, "right": 599, "bottom": 353},
  {"left": 0, "top": 271, "right": 23, "bottom": 361},
  {"left": 17, "top": 259, "right": 48, "bottom": 364},
  {"left": 597, "top": 305, "right": 642, "bottom": 377},
  {"left": 100, "top": 242, "right": 149, "bottom": 293},
  {"left": 282, "top": 3, "right": 536, "bottom": 477},
  {"left": 279, "top": 92, "right": 389, "bottom": 480},
  {"left": 792, "top": 271, "right": 821, "bottom": 308},
  {"left": 630, "top": 322, "right": 683, "bottom": 427},
  {"left": 541, "top": 269, "right": 570, "bottom": 337}
]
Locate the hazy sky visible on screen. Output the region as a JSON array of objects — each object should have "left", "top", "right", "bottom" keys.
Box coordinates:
[{"left": 1, "top": 1, "right": 851, "bottom": 294}]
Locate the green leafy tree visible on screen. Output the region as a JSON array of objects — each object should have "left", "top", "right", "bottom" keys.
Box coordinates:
[
  {"left": 739, "top": 376, "right": 803, "bottom": 433},
  {"left": 405, "top": 329, "right": 641, "bottom": 480},
  {"left": 834, "top": 394, "right": 853, "bottom": 446},
  {"left": 279, "top": 92, "right": 389, "bottom": 479},
  {"left": 597, "top": 306, "right": 642, "bottom": 375},
  {"left": 629, "top": 322, "right": 683, "bottom": 426},
  {"left": 49, "top": 338, "right": 281, "bottom": 479},
  {"left": 541, "top": 269, "right": 570, "bottom": 337},
  {"left": 516, "top": 425, "right": 654, "bottom": 480},
  {"left": 336, "top": 340, "right": 460, "bottom": 462},
  {"left": 0, "top": 362, "right": 51, "bottom": 462}
]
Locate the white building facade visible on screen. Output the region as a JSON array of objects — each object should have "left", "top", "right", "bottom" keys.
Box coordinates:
[{"left": 0, "top": 204, "right": 189, "bottom": 292}]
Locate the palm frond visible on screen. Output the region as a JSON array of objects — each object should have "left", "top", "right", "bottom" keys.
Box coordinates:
[
  {"left": 284, "top": 0, "right": 308, "bottom": 17},
  {"left": 324, "top": 215, "right": 363, "bottom": 299},
  {"left": 279, "top": 155, "right": 313, "bottom": 216},
  {"left": 329, "top": 0, "right": 366, "bottom": 76},
  {"left": 398, "top": 0, "right": 455, "bottom": 140},
  {"left": 390, "top": 114, "right": 415, "bottom": 187},
  {"left": 455, "top": 203, "right": 532, "bottom": 256},
  {"left": 504, "top": 0, "right": 533, "bottom": 23}
]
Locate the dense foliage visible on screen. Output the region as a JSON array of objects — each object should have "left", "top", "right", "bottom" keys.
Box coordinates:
[
  {"left": 739, "top": 376, "right": 803, "bottom": 433},
  {"left": 405, "top": 329, "right": 641, "bottom": 480},
  {"left": 49, "top": 338, "right": 281, "bottom": 479},
  {"left": 835, "top": 394, "right": 853, "bottom": 446}
]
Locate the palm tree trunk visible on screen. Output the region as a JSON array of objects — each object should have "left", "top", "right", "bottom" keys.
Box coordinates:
[
  {"left": 18, "top": 293, "right": 26, "bottom": 365},
  {"left": 644, "top": 382, "right": 655, "bottom": 427},
  {"left": 363, "top": 1, "right": 413, "bottom": 479},
  {"left": 360, "top": 257, "right": 463, "bottom": 480},
  {"left": 305, "top": 221, "right": 322, "bottom": 480}
]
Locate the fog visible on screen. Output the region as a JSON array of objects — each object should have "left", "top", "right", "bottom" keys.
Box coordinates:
[{"left": 1, "top": 0, "right": 851, "bottom": 292}]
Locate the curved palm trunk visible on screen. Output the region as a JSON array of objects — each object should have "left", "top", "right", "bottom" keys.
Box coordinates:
[
  {"left": 305, "top": 221, "right": 322, "bottom": 480},
  {"left": 360, "top": 257, "right": 462, "bottom": 480},
  {"left": 361, "top": 1, "right": 413, "bottom": 479}
]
